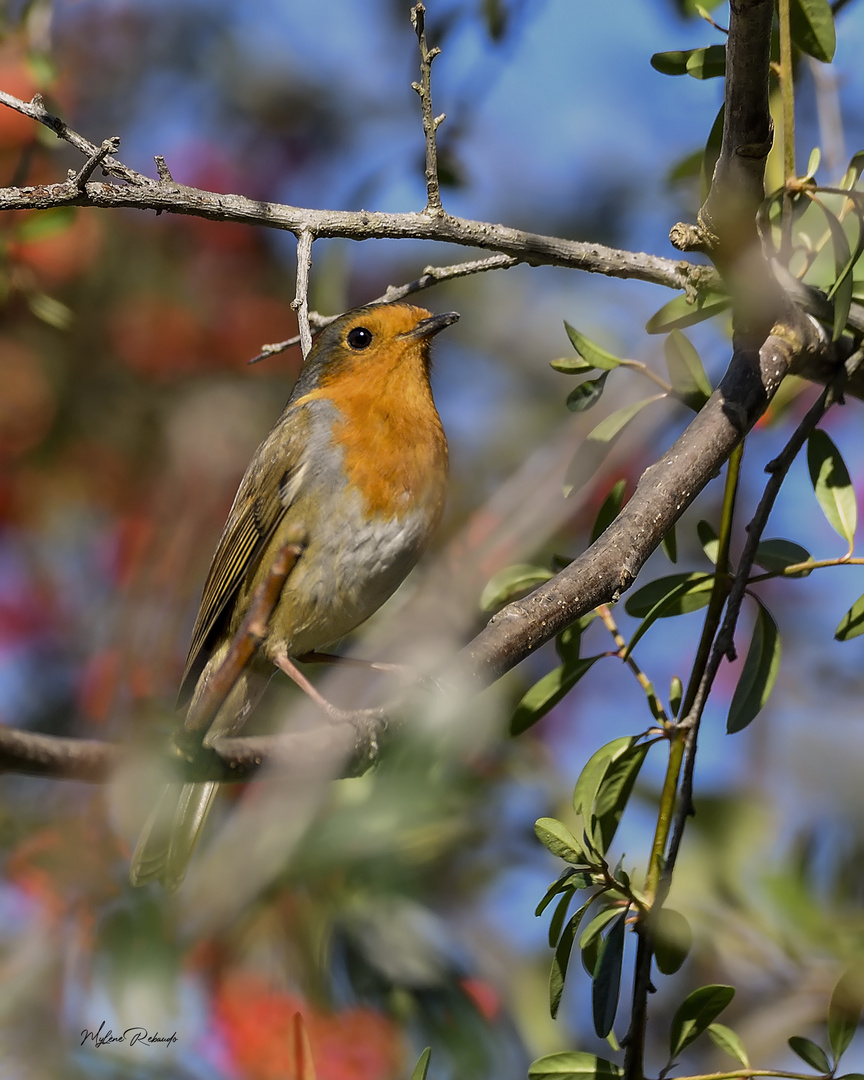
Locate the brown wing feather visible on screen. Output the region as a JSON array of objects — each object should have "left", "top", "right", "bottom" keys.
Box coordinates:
[{"left": 178, "top": 408, "right": 309, "bottom": 703}]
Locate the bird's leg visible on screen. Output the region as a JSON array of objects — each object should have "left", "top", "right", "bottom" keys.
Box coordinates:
[{"left": 272, "top": 649, "right": 354, "bottom": 722}]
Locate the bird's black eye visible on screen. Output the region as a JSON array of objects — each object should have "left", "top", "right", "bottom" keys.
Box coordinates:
[{"left": 347, "top": 326, "right": 373, "bottom": 350}]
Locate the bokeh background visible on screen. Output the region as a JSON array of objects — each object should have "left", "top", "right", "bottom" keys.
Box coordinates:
[{"left": 1, "top": 1, "right": 864, "bottom": 1077}]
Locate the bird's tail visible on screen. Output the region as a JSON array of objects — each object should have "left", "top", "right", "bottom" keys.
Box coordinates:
[
  {"left": 129, "top": 780, "right": 218, "bottom": 890},
  {"left": 130, "top": 661, "right": 270, "bottom": 890}
]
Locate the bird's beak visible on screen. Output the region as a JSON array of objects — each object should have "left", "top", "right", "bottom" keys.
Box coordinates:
[{"left": 400, "top": 311, "right": 460, "bottom": 341}]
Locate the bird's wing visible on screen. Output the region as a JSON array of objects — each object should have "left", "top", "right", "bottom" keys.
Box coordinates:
[{"left": 178, "top": 408, "right": 309, "bottom": 702}]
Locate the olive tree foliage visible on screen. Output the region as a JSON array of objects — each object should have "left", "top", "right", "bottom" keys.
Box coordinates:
[{"left": 1, "top": 2, "right": 864, "bottom": 1079}]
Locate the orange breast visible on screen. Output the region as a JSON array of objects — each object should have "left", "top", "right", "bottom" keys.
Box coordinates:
[{"left": 297, "top": 343, "right": 448, "bottom": 525}]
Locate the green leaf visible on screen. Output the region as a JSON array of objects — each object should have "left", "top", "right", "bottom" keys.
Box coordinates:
[
  {"left": 480, "top": 564, "right": 554, "bottom": 612},
  {"left": 625, "top": 572, "right": 716, "bottom": 617},
  {"left": 536, "top": 868, "right": 592, "bottom": 918},
  {"left": 535, "top": 817, "right": 590, "bottom": 864},
  {"left": 646, "top": 290, "right": 730, "bottom": 334},
  {"left": 654, "top": 908, "right": 693, "bottom": 975},
  {"left": 808, "top": 430, "right": 857, "bottom": 547},
  {"left": 697, "top": 519, "right": 720, "bottom": 564},
  {"left": 804, "top": 147, "right": 822, "bottom": 181},
  {"left": 665, "top": 330, "right": 712, "bottom": 410},
  {"left": 669, "top": 676, "right": 683, "bottom": 718},
  {"left": 564, "top": 323, "right": 624, "bottom": 370},
  {"left": 551, "top": 355, "right": 596, "bottom": 374},
  {"left": 590, "top": 744, "right": 650, "bottom": 854},
  {"left": 727, "top": 599, "right": 782, "bottom": 734},
  {"left": 587, "top": 396, "right": 663, "bottom": 443},
  {"left": 789, "top": 0, "right": 836, "bottom": 62},
  {"left": 807, "top": 196, "right": 857, "bottom": 339},
  {"left": 591, "top": 480, "right": 627, "bottom": 543},
  {"left": 650, "top": 45, "right": 725, "bottom": 79},
  {"left": 754, "top": 538, "right": 814, "bottom": 577},
  {"left": 556, "top": 613, "right": 597, "bottom": 663},
  {"left": 550, "top": 901, "right": 593, "bottom": 1018},
  {"left": 788, "top": 1036, "right": 831, "bottom": 1073},
  {"left": 836, "top": 592, "right": 864, "bottom": 641},
  {"left": 841, "top": 151, "right": 864, "bottom": 190},
  {"left": 573, "top": 736, "right": 639, "bottom": 817},
  {"left": 669, "top": 985, "right": 735, "bottom": 1058},
  {"left": 701, "top": 105, "right": 725, "bottom": 204},
  {"left": 685, "top": 44, "right": 726, "bottom": 79},
  {"left": 592, "top": 913, "right": 626, "bottom": 1038},
  {"left": 529, "top": 1052, "right": 623, "bottom": 1080},
  {"left": 567, "top": 373, "right": 609, "bottom": 413},
  {"left": 511, "top": 656, "right": 601, "bottom": 736},
  {"left": 828, "top": 968, "right": 864, "bottom": 1063},
  {"left": 624, "top": 573, "right": 718, "bottom": 660},
  {"left": 580, "top": 907, "right": 624, "bottom": 976},
  {"left": 548, "top": 888, "right": 576, "bottom": 947},
  {"left": 409, "top": 1047, "right": 432, "bottom": 1080},
  {"left": 708, "top": 1023, "right": 750, "bottom": 1068},
  {"left": 662, "top": 522, "right": 678, "bottom": 563}
]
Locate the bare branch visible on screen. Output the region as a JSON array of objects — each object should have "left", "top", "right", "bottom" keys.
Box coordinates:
[
  {"left": 699, "top": 0, "right": 775, "bottom": 262},
  {"left": 0, "top": 88, "right": 704, "bottom": 294},
  {"left": 449, "top": 305, "right": 828, "bottom": 695},
  {"left": 154, "top": 154, "right": 174, "bottom": 182},
  {"left": 0, "top": 90, "right": 153, "bottom": 186},
  {"left": 68, "top": 136, "right": 121, "bottom": 189},
  {"left": 411, "top": 3, "right": 445, "bottom": 214},
  {"left": 290, "top": 230, "right": 315, "bottom": 360},
  {"left": 249, "top": 252, "right": 518, "bottom": 363}
]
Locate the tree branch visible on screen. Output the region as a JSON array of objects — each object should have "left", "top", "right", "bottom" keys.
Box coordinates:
[
  {"left": 450, "top": 305, "right": 826, "bottom": 694},
  {"left": 249, "top": 253, "right": 518, "bottom": 363},
  {"left": 0, "top": 89, "right": 704, "bottom": 292}
]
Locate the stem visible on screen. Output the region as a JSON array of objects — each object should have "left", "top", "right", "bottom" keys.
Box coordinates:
[
  {"left": 778, "top": 0, "right": 797, "bottom": 184},
  {"left": 627, "top": 443, "right": 743, "bottom": 1080},
  {"left": 411, "top": 3, "right": 445, "bottom": 215},
  {"left": 596, "top": 604, "right": 669, "bottom": 725},
  {"left": 678, "top": 441, "right": 743, "bottom": 721}
]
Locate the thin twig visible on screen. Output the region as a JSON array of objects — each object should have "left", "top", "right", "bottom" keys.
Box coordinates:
[
  {"left": 662, "top": 352, "right": 861, "bottom": 887},
  {"left": 184, "top": 534, "right": 307, "bottom": 736},
  {"left": 0, "top": 91, "right": 152, "bottom": 186},
  {"left": 411, "top": 3, "right": 445, "bottom": 215},
  {"left": 68, "top": 136, "right": 120, "bottom": 189},
  {"left": 249, "top": 252, "right": 518, "bottom": 363},
  {"left": 154, "top": 154, "right": 174, "bottom": 182},
  {"left": 290, "top": 229, "right": 315, "bottom": 360}
]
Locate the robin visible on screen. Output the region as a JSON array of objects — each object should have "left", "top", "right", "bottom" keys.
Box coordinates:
[{"left": 130, "top": 302, "right": 459, "bottom": 889}]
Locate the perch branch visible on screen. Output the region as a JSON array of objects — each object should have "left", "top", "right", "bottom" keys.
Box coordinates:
[{"left": 0, "top": 89, "right": 704, "bottom": 293}]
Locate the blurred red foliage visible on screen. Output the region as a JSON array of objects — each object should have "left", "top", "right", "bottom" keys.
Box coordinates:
[{"left": 214, "top": 974, "right": 403, "bottom": 1080}]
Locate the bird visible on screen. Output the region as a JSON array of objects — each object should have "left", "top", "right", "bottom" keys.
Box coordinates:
[{"left": 130, "top": 302, "right": 459, "bottom": 890}]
